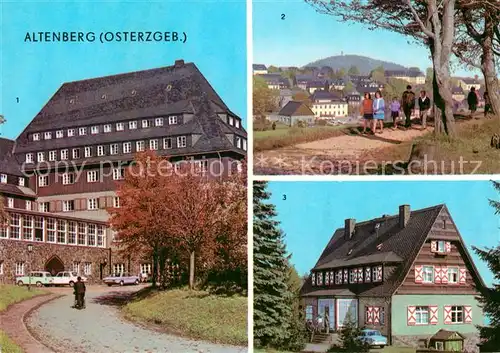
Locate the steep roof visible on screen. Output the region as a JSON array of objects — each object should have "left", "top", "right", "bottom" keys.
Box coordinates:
[
  {"left": 253, "top": 64, "right": 267, "bottom": 70},
  {"left": 0, "top": 138, "right": 24, "bottom": 176},
  {"left": 278, "top": 101, "right": 314, "bottom": 117},
  {"left": 385, "top": 69, "right": 425, "bottom": 77},
  {"left": 310, "top": 90, "right": 343, "bottom": 102}
]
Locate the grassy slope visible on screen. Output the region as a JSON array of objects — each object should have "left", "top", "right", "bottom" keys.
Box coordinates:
[
  {"left": 254, "top": 347, "right": 415, "bottom": 353},
  {"left": 123, "top": 288, "right": 247, "bottom": 346},
  {"left": 0, "top": 285, "right": 46, "bottom": 353}
]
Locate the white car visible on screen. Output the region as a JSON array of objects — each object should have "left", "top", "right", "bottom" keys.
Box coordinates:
[{"left": 52, "top": 271, "right": 87, "bottom": 287}]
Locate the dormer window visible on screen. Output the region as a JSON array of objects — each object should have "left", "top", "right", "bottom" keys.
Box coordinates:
[
  {"left": 142, "top": 120, "right": 150, "bottom": 128},
  {"left": 91, "top": 126, "right": 99, "bottom": 134},
  {"left": 110, "top": 144, "right": 119, "bottom": 155},
  {"left": 67, "top": 129, "right": 75, "bottom": 137},
  {"left": 163, "top": 138, "right": 172, "bottom": 149},
  {"left": 136, "top": 141, "right": 145, "bottom": 152},
  {"left": 155, "top": 118, "right": 164, "bottom": 127},
  {"left": 0, "top": 174, "right": 7, "bottom": 184},
  {"left": 44, "top": 132, "right": 52, "bottom": 140},
  {"left": 7, "top": 198, "right": 14, "bottom": 208},
  {"left": 56, "top": 130, "right": 64, "bottom": 139},
  {"left": 228, "top": 116, "right": 234, "bottom": 126},
  {"left": 104, "top": 124, "right": 112, "bottom": 133},
  {"left": 26, "top": 153, "right": 34, "bottom": 163},
  {"left": 437, "top": 241, "right": 445, "bottom": 253},
  {"left": 168, "top": 116, "right": 178, "bottom": 125},
  {"left": 123, "top": 142, "right": 132, "bottom": 154},
  {"left": 84, "top": 147, "right": 92, "bottom": 158},
  {"left": 335, "top": 270, "right": 342, "bottom": 284},
  {"left": 116, "top": 123, "right": 124, "bottom": 131},
  {"left": 33, "top": 133, "right": 40, "bottom": 141},
  {"left": 243, "top": 139, "right": 247, "bottom": 151},
  {"left": 37, "top": 152, "right": 45, "bottom": 162},
  {"left": 49, "top": 151, "right": 57, "bottom": 161},
  {"left": 235, "top": 119, "right": 240, "bottom": 129},
  {"left": 236, "top": 137, "right": 242, "bottom": 149},
  {"left": 349, "top": 269, "right": 357, "bottom": 283},
  {"left": 72, "top": 148, "right": 80, "bottom": 159},
  {"left": 97, "top": 145, "right": 105, "bottom": 156},
  {"left": 129, "top": 121, "right": 137, "bottom": 130},
  {"left": 431, "top": 240, "right": 450, "bottom": 254},
  {"left": 373, "top": 266, "right": 383, "bottom": 282},
  {"left": 79, "top": 127, "right": 87, "bottom": 136},
  {"left": 18, "top": 177, "right": 25, "bottom": 187},
  {"left": 177, "top": 136, "right": 187, "bottom": 148},
  {"left": 61, "top": 149, "right": 68, "bottom": 160},
  {"left": 149, "top": 139, "right": 158, "bottom": 150}
]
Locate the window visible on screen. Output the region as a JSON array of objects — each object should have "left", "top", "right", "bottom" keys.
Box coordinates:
[
  {"left": 123, "top": 142, "right": 132, "bottom": 154},
  {"left": 437, "top": 240, "right": 446, "bottom": 253},
  {"left": 97, "top": 145, "right": 105, "bottom": 156},
  {"left": 372, "top": 266, "right": 383, "bottom": 282},
  {"left": 87, "top": 224, "right": 96, "bottom": 246},
  {"left": 87, "top": 198, "right": 98, "bottom": 210},
  {"left": 110, "top": 144, "right": 119, "bottom": 155},
  {"left": 26, "top": 201, "right": 32, "bottom": 211},
  {"left": 423, "top": 266, "right": 434, "bottom": 283},
  {"left": 136, "top": 141, "right": 145, "bottom": 152},
  {"left": 0, "top": 261, "right": 3, "bottom": 275},
  {"left": 7, "top": 198, "right": 14, "bottom": 208},
  {"left": 72, "top": 148, "right": 80, "bottom": 159},
  {"left": 129, "top": 121, "right": 137, "bottom": 130},
  {"left": 415, "top": 306, "right": 429, "bottom": 325},
  {"left": 46, "top": 218, "right": 55, "bottom": 242},
  {"left": 26, "top": 153, "right": 34, "bottom": 163},
  {"left": 97, "top": 225, "right": 105, "bottom": 247},
  {"left": 235, "top": 119, "right": 240, "bottom": 128},
  {"left": 155, "top": 117, "right": 164, "bottom": 126},
  {"left": 349, "top": 269, "right": 357, "bottom": 283},
  {"left": 116, "top": 122, "right": 124, "bottom": 131},
  {"left": 34, "top": 217, "right": 43, "bottom": 241},
  {"left": 38, "top": 202, "right": 50, "bottom": 212},
  {"left": 448, "top": 267, "right": 459, "bottom": 284},
  {"left": 79, "top": 127, "right": 87, "bottom": 136},
  {"left": 243, "top": 139, "right": 247, "bottom": 151},
  {"left": 305, "top": 305, "right": 313, "bottom": 321},
  {"left": 168, "top": 116, "right": 178, "bottom": 125},
  {"left": 163, "top": 138, "right": 172, "bottom": 149},
  {"left": 104, "top": 124, "right": 111, "bottom": 133},
  {"left": 49, "top": 150, "right": 57, "bottom": 161},
  {"left": 56, "top": 130, "right": 64, "bottom": 138},
  {"left": 451, "top": 306, "right": 464, "bottom": 324},
  {"left": 335, "top": 270, "right": 342, "bottom": 284},
  {"left": 113, "top": 196, "right": 120, "bottom": 208},
  {"left": 140, "top": 263, "right": 152, "bottom": 275},
  {"left": 78, "top": 223, "right": 86, "bottom": 245},
  {"left": 114, "top": 263, "right": 125, "bottom": 275},
  {"left": 84, "top": 146, "right": 92, "bottom": 158},
  {"left": 57, "top": 220, "right": 66, "bottom": 243},
  {"left": 0, "top": 174, "right": 7, "bottom": 184},
  {"left": 38, "top": 175, "right": 48, "bottom": 187},
  {"left": 236, "top": 137, "right": 242, "bottom": 149},
  {"left": 15, "top": 262, "right": 24, "bottom": 276},
  {"left": 37, "top": 152, "right": 45, "bottom": 162},
  {"left": 149, "top": 139, "right": 158, "bottom": 150},
  {"left": 228, "top": 116, "right": 234, "bottom": 126},
  {"left": 33, "top": 133, "right": 40, "bottom": 141},
  {"left": 62, "top": 200, "right": 74, "bottom": 212},
  {"left": 142, "top": 119, "right": 150, "bottom": 128},
  {"left": 67, "top": 128, "right": 75, "bottom": 137},
  {"left": 72, "top": 261, "right": 80, "bottom": 274},
  {"left": 89, "top": 126, "right": 99, "bottom": 135},
  {"left": 435, "top": 342, "right": 444, "bottom": 350},
  {"left": 10, "top": 213, "right": 20, "bottom": 238},
  {"left": 18, "top": 177, "right": 25, "bottom": 187},
  {"left": 67, "top": 222, "right": 76, "bottom": 244},
  {"left": 44, "top": 132, "right": 52, "bottom": 140},
  {"left": 177, "top": 136, "right": 187, "bottom": 148},
  {"left": 113, "top": 168, "right": 124, "bottom": 180},
  {"left": 61, "top": 149, "right": 68, "bottom": 160},
  {"left": 87, "top": 171, "right": 98, "bottom": 183},
  {"left": 83, "top": 262, "right": 92, "bottom": 275}
]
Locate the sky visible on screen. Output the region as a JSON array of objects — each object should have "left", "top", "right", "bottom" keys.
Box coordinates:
[
  {"left": 266, "top": 180, "right": 500, "bottom": 287},
  {"left": 0, "top": 0, "right": 247, "bottom": 139},
  {"left": 253, "top": 1, "right": 478, "bottom": 77}
]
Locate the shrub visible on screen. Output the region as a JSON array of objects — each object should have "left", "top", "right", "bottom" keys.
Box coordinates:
[
  {"left": 316, "top": 119, "right": 327, "bottom": 126},
  {"left": 337, "top": 317, "right": 370, "bottom": 353}
]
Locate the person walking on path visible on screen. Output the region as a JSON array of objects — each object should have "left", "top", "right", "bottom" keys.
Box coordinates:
[
  {"left": 373, "top": 90, "right": 386, "bottom": 134},
  {"left": 402, "top": 85, "right": 416, "bottom": 128},
  {"left": 360, "top": 92, "right": 374, "bottom": 134},
  {"left": 467, "top": 87, "right": 479, "bottom": 118},
  {"left": 418, "top": 90, "right": 431, "bottom": 129},
  {"left": 484, "top": 91, "right": 493, "bottom": 118},
  {"left": 73, "top": 276, "right": 86, "bottom": 309},
  {"left": 390, "top": 97, "right": 401, "bottom": 129}
]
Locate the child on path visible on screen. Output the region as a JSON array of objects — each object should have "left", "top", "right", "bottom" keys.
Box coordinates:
[
  {"left": 418, "top": 90, "right": 431, "bottom": 129},
  {"left": 390, "top": 97, "right": 401, "bottom": 129},
  {"left": 373, "top": 90, "right": 385, "bottom": 134},
  {"left": 360, "top": 93, "right": 374, "bottom": 134}
]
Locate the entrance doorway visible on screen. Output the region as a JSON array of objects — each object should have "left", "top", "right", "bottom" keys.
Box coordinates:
[{"left": 45, "top": 255, "right": 64, "bottom": 276}]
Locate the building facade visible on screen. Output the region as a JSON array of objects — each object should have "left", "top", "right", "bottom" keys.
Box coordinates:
[
  {"left": 301, "top": 204, "right": 485, "bottom": 352},
  {"left": 0, "top": 60, "right": 247, "bottom": 284},
  {"left": 310, "top": 91, "right": 348, "bottom": 118}
]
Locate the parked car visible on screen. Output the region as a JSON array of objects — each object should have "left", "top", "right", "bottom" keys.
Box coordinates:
[
  {"left": 103, "top": 273, "right": 140, "bottom": 286},
  {"left": 358, "top": 329, "right": 387, "bottom": 348},
  {"left": 53, "top": 271, "right": 86, "bottom": 287},
  {"left": 16, "top": 271, "right": 54, "bottom": 287}
]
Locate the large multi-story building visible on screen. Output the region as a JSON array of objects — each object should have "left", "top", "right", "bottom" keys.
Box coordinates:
[
  {"left": 310, "top": 91, "right": 348, "bottom": 118},
  {"left": 385, "top": 68, "right": 426, "bottom": 85},
  {"left": 301, "top": 204, "right": 485, "bottom": 352},
  {"left": 0, "top": 59, "right": 247, "bottom": 284}
]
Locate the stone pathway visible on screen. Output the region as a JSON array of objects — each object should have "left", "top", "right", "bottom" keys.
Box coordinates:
[
  {"left": 26, "top": 287, "right": 247, "bottom": 353},
  {"left": 0, "top": 293, "right": 62, "bottom": 353}
]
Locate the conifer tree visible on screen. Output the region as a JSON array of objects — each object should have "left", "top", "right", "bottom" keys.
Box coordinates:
[
  {"left": 473, "top": 181, "right": 500, "bottom": 350},
  {"left": 253, "top": 181, "right": 306, "bottom": 350}
]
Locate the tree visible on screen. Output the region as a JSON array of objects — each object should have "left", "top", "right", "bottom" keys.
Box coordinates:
[
  {"left": 348, "top": 65, "right": 360, "bottom": 76},
  {"left": 254, "top": 181, "right": 305, "bottom": 350},
  {"left": 305, "top": 0, "right": 458, "bottom": 136},
  {"left": 342, "top": 81, "right": 355, "bottom": 95},
  {"left": 337, "top": 314, "right": 370, "bottom": 352},
  {"left": 370, "top": 65, "right": 386, "bottom": 84},
  {"left": 472, "top": 181, "right": 500, "bottom": 350},
  {"left": 268, "top": 65, "right": 281, "bottom": 73},
  {"left": 285, "top": 262, "right": 308, "bottom": 351},
  {"left": 253, "top": 76, "right": 278, "bottom": 120}
]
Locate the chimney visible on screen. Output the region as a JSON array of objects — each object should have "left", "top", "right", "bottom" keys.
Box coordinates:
[
  {"left": 399, "top": 205, "right": 410, "bottom": 228},
  {"left": 345, "top": 218, "right": 356, "bottom": 239},
  {"left": 174, "top": 59, "right": 185, "bottom": 68}
]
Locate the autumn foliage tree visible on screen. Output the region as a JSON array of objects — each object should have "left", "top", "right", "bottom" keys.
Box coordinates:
[{"left": 109, "top": 151, "right": 247, "bottom": 291}]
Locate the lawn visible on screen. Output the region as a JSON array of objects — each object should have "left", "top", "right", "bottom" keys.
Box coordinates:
[
  {"left": 0, "top": 284, "right": 46, "bottom": 353},
  {"left": 123, "top": 288, "right": 247, "bottom": 346},
  {"left": 254, "top": 347, "right": 415, "bottom": 353}
]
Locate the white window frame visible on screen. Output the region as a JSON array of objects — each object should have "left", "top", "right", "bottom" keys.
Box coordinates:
[
  {"left": 163, "top": 138, "right": 172, "bottom": 149},
  {"left": 236, "top": 137, "right": 242, "bottom": 149},
  {"left": 0, "top": 174, "right": 7, "bottom": 184},
  {"left": 39, "top": 202, "right": 49, "bottom": 212},
  {"left": 437, "top": 240, "right": 446, "bottom": 253},
  {"left": 136, "top": 141, "right": 145, "bottom": 152},
  {"left": 91, "top": 126, "right": 99, "bottom": 134},
  {"left": 116, "top": 122, "right": 124, "bottom": 131},
  {"left": 78, "top": 127, "right": 87, "bottom": 136},
  {"left": 0, "top": 261, "right": 3, "bottom": 275},
  {"left": 110, "top": 144, "right": 119, "bottom": 155},
  {"left": 123, "top": 142, "right": 132, "bottom": 154},
  {"left": 129, "top": 121, "right": 137, "bottom": 130},
  {"left": 243, "top": 139, "right": 247, "bottom": 151},
  {"left": 7, "top": 198, "right": 14, "bottom": 208},
  {"left": 61, "top": 149, "right": 69, "bottom": 160},
  {"left": 451, "top": 306, "right": 464, "bottom": 324},
  {"left": 37, "top": 152, "right": 45, "bottom": 162},
  {"left": 113, "top": 263, "right": 125, "bottom": 275},
  {"left": 62, "top": 173, "right": 74, "bottom": 185},
  {"left": 33, "top": 133, "right": 40, "bottom": 141},
  {"left": 104, "top": 124, "right": 112, "bottom": 133},
  {"left": 448, "top": 267, "right": 459, "bottom": 284},
  {"left": 84, "top": 147, "right": 92, "bottom": 158},
  {"left": 155, "top": 117, "right": 164, "bottom": 126},
  {"left": 62, "top": 200, "right": 75, "bottom": 212},
  {"left": 97, "top": 146, "right": 105, "bottom": 156},
  {"left": 18, "top": 177, "right": 25, "bottom": 187},
  {"left": 415, "top": 306, "right": 429, "bottom": 325},
  {"left": 15, "top": 262, "right": 25, "bottom": 276},
  {"left": 83, "top": 262, "right": 92, "bottom": 275},
  {"left": 44, "top": 131, "right": 52, "bottom": 140},
  {"left": 38, "top": 175, "right": 48, "bottom": 187},
  {"left": 67, "top": 129, "right": 75, "bottom": 137},
  {"left": 235, "top": 119, "right": 240, "bottom": 128},
  {"left": 168, "top": 116, "right": 178, "bottom": 125},
  {"left": 26, "top": 200, "right": 32, "bottom": 211},
  {"left": 423, "top": 266, "right": 434, "bottom": 283},
  {"left": 87, "top": 171, "right": 98, "bottom": 183},
  {"left": 56, "top": 130, "right": 64, "bottom": 139},
  {"left": 113, "top": 168, "right": 124, "bottom": 180},
  {"left": 113, "top": 196, "right": 120, "bottom": 208},
  {"left": 49, "top": 150, "right": 57, "bottom": 161},
  {"left": 228, "top": 116, "right": 234, "bottom": 126},
  {"left": 72, "top": 148, "right": 80, "bottom": 159},
  {"left": 87, "top": 198, "right": 98, "bottom": 210},
  {"left": 177, "top": 136, "right": 187, "bottom": 148},
  {"left": 142, "top": 119, "right": 150, "bottom": 128},
  {"left": 26, "top": 153, "right": 34, "bottom": 163},
  {"left": 149, "top": 139, "right": 158, "bottom": 150}
]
